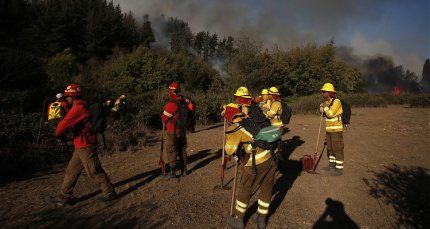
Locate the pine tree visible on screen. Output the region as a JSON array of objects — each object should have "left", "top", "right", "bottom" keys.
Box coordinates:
[
  {"left": 139, "top": 14, "right": 155, "bottom": 48},
  {"left": 422, "top": 58, "right": 430, "bottom": 84}
]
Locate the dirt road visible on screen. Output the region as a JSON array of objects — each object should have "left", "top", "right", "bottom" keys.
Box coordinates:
[{"left": 1, "top": 105, "right": 429, "bottom": 228}]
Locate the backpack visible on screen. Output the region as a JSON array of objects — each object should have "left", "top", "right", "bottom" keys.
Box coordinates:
[
  {"left": 280, "top": 101, "right": 292, "bottom": 124},
  {"left": 47, "top": 101, "right": 64, "bottom": 121},
  {"left": 238, "top": 105, "right": 282, "bottom": 174},
  {"left": 174, "top": 99, "right": 194, "bottom": 135},
  {"left": 329, "top": 98, "right": 351, "bottom": 125},
  {"left": 240, "top": 104, "right": 271, "bottom": 137},
  {"left": 88, "top": 102, "right": 107, "bottom": 134}
]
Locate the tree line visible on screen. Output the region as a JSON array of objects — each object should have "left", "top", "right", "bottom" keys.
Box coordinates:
[{"left": 1, "top": 0, "right": 426, "bottom": 117}]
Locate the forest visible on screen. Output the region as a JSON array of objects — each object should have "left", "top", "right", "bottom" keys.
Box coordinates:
[{"left": 1, "top": 0, "right": 429, "bottom": 178}]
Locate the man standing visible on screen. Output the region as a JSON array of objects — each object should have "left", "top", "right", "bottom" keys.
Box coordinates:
[
  {"left": 319, "top": 83, "right": 344, "bottom": 176},
  {"left": 161, "top": 82, "right": 188, "bottom": 178},
  {"left": 48, "top": 83, "right": 116, "bottom": 206},
  {"left": 223, "top": 103, "right": 276, "bottom": 229},
  {"left": 264, "top": 87, "right": 283, "bottom": 129}
]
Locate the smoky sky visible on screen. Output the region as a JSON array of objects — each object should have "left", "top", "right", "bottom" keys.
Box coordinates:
[{"left": 112, "top": 0, "right": 428, "bottom": 75}]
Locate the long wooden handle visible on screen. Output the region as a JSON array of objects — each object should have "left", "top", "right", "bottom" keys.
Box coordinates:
[
  {"left": 314, "top": 113, "right": 323, "bottom": 155},
  {"left": 230, "top": 160, "right": 239, "bottom": 216},
  {"left": 160, "top": 123, "right": 166, "bottom": 175},
  {"left": 221, "top": 118, "right": 226, "bottom": 186}
]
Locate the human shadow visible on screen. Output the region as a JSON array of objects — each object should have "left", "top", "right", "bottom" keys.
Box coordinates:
[
  {"left": 363, "top": 164, "right": 430, "bottom": 228},
  {"left": 281, "top": 135, "right": 305, "bottom": 160},
  {"left": 243, "top": 136, "right": 304, "bottom": 224},
  {"left": 187, "top": 149, "right": 221, "bottom": 175},
  {"left": 193, "top": 123, "right": 223, "bottom": 133},
  {"left": 313, "top": 198, "right": 359, "bottom": 229},
  {"left": 10, "top": 200, "right": 168, "bottom": 228},
  {"left": 71, "top": 167, "right": 161, "bottom": 204}
]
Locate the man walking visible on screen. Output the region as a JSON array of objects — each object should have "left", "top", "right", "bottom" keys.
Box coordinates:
[{"left": 48, "top": 83, "right": 116, "bottom": 206}]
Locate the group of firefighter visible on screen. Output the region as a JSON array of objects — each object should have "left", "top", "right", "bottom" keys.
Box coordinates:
[
  {"left": 160, "top": 81, "right": 345, "bottom": 229},
  {"left": 45, "top": 81, "right": 344, "bottom": 229}
]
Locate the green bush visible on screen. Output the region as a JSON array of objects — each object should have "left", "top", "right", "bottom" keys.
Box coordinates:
[
  {"left": 288, "top": 94, "right": 321, "bottom": 115},
  {"left": 408, "top": 94, "right": 430, "bottom": 107}
]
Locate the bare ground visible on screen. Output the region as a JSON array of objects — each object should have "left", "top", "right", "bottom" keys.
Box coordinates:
[{"left": 1, "top": 105, "right": 429, "bottom": 229}]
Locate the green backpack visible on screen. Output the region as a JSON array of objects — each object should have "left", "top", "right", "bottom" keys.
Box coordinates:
[{"left": 255, "top": 126, "right": 282, "bottom": 143}]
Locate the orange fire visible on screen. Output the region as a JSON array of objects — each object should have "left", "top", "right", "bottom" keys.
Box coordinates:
[{"left": 392, "top": 86, "right": 407, "bottom": 95}]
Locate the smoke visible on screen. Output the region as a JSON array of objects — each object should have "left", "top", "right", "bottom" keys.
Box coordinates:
[
  {"left": 336, "top": 46, "right": 420, "bottom": 93},
  {"left": 111, "top": 0, "right": 427, "bottom": 76}
]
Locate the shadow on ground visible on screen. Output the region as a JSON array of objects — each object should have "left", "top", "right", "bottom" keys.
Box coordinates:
[
  {"left": 363, "top": 164, "right": 430, "bottom": 229},
  {"left": 313, "top": 198, "right": 359, "bottom": 229},
  {"left": 7, "top": 200, "right": 167, "bottom": 228},
  {"left": 244, "top": 135, "right": 305, "bottom": 225}
]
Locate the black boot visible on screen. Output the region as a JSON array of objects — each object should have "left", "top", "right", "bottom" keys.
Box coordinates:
[
  {"left": 168, "top": 167, "right": 176, "bottom": 179},
  {"left": 182, "top": 167, "right": 188, "bottom": 177},
  {"left": 224, "top": 215, "right": 244, "bottom": 229},
  {"left": 321, "top": 162, "right": 335, "bottom": 171},
  {"left": 252, "top": 213, "right": 266, "bottom": 229},
  {"left": 46, "top": 196, "right": 68, "bottom": 207},
  {"left": 330, "top": 168, "right": 343, "bottom": 176},
  {"left": 182, "top": 158, "right": 188, "bottom": 176}
]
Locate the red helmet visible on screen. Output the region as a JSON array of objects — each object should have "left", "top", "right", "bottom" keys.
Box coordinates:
[
  {"left": 168, "top": 82, "right": 181, "bottom": 92},
  {"left": 64, "top": 83, "right": 82, "bottom": 97}
]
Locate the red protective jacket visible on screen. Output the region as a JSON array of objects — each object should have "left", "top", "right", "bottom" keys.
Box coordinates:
[
  {"left": 55, "top": 99, "right": 98, "bottom": 149},
  {"left": 162, "top": 98, "right": 182, "bottom": 134}
]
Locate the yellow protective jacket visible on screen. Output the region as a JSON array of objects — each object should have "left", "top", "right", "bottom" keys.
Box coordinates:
[
  {"left": 224, "top": 123, "right": 272, "bottom": 166},
  {"left": 323, "top": 98, "right": 343, "bottom": 132},
  {"left": 265, "top": 100, "right": 283, "bottom": 128}
]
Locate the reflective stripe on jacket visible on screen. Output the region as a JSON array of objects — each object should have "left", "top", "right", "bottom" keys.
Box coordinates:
[
  {"left": 162, "top": 99, "right": 181, "bottom": 134},
  {"left": 225, "top": 123, "right": 271, "bottom": 166},
  {"left": 323, "top": 98, "right": 343, "bottom": 132}
]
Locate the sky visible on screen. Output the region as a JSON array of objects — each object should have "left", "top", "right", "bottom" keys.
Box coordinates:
[{"left": 112, "top": 0, "right": 429, "bottom": 76}]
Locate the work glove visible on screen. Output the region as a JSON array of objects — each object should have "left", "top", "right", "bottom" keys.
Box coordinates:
[
  {"left": 233, "top": 155, "right": 239, "bottom": 162},
  {"left": 319, "top": 103, "right": 326, "bottom": 113}
]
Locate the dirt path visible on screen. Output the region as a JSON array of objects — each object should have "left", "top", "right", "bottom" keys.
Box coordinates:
[{"left": 1, "top": 105, "right": 429, "bottom": 228}]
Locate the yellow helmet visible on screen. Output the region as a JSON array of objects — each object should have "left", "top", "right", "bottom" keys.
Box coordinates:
[
  {"left": 261, "top": 89, "right": 269, "bottom": 95},
  {"left": 268, "top": 87, "right": 280, "bottom": 95},
  {"left": 234, "top": 86, "right": 252, "bottom": 98},
  {"left": 320, "top": 83, "right": 336, "bottom": 92}
]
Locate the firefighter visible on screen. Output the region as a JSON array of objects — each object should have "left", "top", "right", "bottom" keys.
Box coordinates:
[
  {"left": 184, "top": 97, "right": 196, "bottom": 133},
  {"left": 254, "top": 88, "right": 271, "bottom": 109},
  {"left": 265, "top": 87, "right": 283, "bottom": 129},
  {"left": 161, "top": 82, "right": 188, "bottom": 178},
  {"left": 234, "top": 86, "right": 253, "bottom": 116},
  {"left": 105, "top": 94, "right": 127, "bottom": 120},
  {"left": 110, "top": 94, "right": 126, "bottom": 113},
  {"left": 48, "top": 83, "right": 116, "bottom": 206},
  {"left": 45, "top": 93, "right": 71, "bottom": 139},
  {"left": 47, "top": 93, "right": 69, "bottom": 121},
  {"left": 319, "top": 83, "right": 344, "bottom": 176},
  {"left": 223, "top": 103, "right": 276, "bottom": 229}
]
